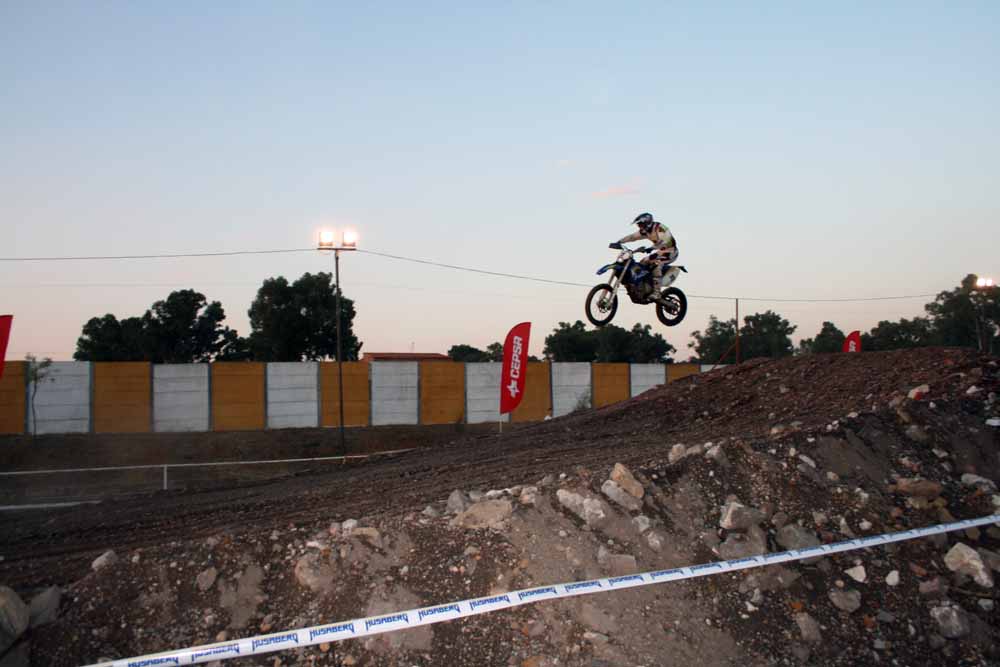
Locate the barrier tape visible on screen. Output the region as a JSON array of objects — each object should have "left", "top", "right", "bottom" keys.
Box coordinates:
[{"left": 87, "top": 514, "right": 999, "bottom": 667}]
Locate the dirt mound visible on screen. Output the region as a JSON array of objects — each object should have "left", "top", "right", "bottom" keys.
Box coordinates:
[{"left": 2, "top": 348, "right": 999, "bottom": 666}]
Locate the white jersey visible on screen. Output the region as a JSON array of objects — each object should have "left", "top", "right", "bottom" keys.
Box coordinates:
[{"left": 618, "top": 223, "right": 677, "bottom": 258}]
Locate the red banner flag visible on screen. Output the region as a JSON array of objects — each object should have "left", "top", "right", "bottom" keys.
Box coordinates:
[
  {"left": 0, "top": 315, "right": 11, "bottom": 381},
  {"left": 500, "top": 322, "right": 531, "bottom": 415},
  {"left": 843, "top": 330, "right": 862, "bottom": 353}
]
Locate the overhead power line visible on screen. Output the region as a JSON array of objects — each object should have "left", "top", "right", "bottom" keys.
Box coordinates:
[
  {"left": 357, "top": 249, "right": 937, "bottom": 303},
  {"left": 0, "top": 248, "right": 314, "bottom": 261},
  {"left": 0, "top": 245, "right": 939, "bottom": 303}
]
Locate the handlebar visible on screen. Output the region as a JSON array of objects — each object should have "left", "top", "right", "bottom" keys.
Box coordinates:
[{"left": 610, "top": 243, "right": 652, "bottom": 254}]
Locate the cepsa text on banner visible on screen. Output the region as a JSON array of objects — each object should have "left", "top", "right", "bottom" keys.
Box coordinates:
[
  {"left": 0, "top": 315, "right": 12, "bottom": 381},
  {"left": 843, "top": 330, "right": 862, "bottom": 353},
  {"left": 500, "top": 322, "right": 531, "bottom": 414}
]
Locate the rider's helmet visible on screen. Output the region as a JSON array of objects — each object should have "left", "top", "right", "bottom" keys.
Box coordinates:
[{"left": 633, "top": 212, "right": 655, "bottom": 234}]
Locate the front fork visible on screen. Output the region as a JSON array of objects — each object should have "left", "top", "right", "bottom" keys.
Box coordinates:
[{"left": 602, "top": 259, "right": 629, "bottom": 306}]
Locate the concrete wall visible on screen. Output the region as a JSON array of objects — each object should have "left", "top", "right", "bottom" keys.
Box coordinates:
[
  {"left": 465, "top": 363, "right": 509, "bottom": 424},
  {"left": 552, "top": 362, "right": 592, "bottom": 418},
  {"left": 629, "top": 364, "right": 665, "bottom": 397},
  {"left": 512, "top": 362, "right": 551, "bottom": 423},
  {"left": 2, "top": 360, "right": 718, "bottom": 434},
  {"left": 153, "top": 364, "right": 210, "bottom": 433},
  {"left": 320, "top": 362, "right": 369, "bottom": 427},
  {"left": 0, "top": 361, "right": 26, "bottom": 434},
  {"left": 420, "top": 361, "right": 464, "bottom": 425},
  {"left": 371, "top": 361, "right": 419, "bottom": 426},
  {"left": 94, "top": 362, "right": 151, "bottom": 433},
  {"left": 667, "top": 363, "right": 700, "bottom": 383},
  {"left": 592, "top": 363, "right": 630, "bottom": 408},
  {"left": 211, "top": 363, "right": 265, "bottom": 431},
  {"left": 27, "top": 362, "right": 91, "bottom": 434},
  {"left": 266, "top": 362, "right": 319, "bottom": 429}
]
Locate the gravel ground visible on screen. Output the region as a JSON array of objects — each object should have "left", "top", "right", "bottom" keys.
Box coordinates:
[{"left": 1, "top": 347, "right": 999, "bottom": 666}]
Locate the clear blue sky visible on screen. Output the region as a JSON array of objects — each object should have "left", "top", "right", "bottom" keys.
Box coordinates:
[{"left": 3, "top": 2, "right": 998, "bottom": 360}]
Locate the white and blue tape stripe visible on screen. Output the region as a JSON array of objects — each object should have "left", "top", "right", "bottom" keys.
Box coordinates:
[{"left": 87, "top": 513, "right": 999, "bottom": 667}]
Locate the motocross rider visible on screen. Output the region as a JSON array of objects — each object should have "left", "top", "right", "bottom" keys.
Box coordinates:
[{"left": 609, "top": 212, "right": 680, "bottom": 297}]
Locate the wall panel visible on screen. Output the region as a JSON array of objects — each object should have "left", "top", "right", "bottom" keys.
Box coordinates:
[
  {"left": 27, "top": 362, "right": 91, "bottom": 434},
  {"left": 371, "top": 361, "right": 419, "bottom": 426},
  {"left": 267, "top": 362, "right": 319, "bottom": 429},
  {"left": 512, "top": 362, "right": 551, "bottom": 423},
  {"left": 94, "top": 362, "right": 151, "bottom": 433},
  {"left": 667, "top": 363, "right": 700, "bottom": 383},
  {"left": 320, "top": 362, "right": 369, "bottom": 427},
  {"left": 592, "top": 363, "right": 630, "bottom": 408},
  {"left": 0, "top": 361, "right": 26, "bottom": 434},
  {"left": 465, "top": 363, "right": 509, "bottom": 424},
  {"left": 629, "top": 364, "right": 665, "bottom": 398},
  {"left": 420, "top": 361, "right": 464, "bottom": 425},
  {"left": 211, "top": 363, "right": 265, "bottom": 431},
  {"left": 552, "top": 362, "right": 592, "bottom": 417},
  {"left": 153, "top": 364, "right": 210, "bottom": 432}
]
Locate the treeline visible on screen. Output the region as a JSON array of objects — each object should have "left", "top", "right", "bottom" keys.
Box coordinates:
[
  {"left": 73, "top": 273, "right": 361, "bottom": 363},
  {"left": 448, "top": 274, "right": 998, "bottom": 364},
  {"left": 691, "top": 273, "right": 998, "bottom": 363}
]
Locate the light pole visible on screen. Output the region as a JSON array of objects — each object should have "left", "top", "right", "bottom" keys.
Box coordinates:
[
  {"left": 318, "top": 229, "right": 358, "bottom": 455},
  {"left": 973, "top": 276, "right": 995, "bottom": 354}
]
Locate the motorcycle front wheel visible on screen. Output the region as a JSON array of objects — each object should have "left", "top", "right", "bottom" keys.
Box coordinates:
[
  {"left": 585, "top": 284, "right": 618, "bottom": 326},
  {"left": 655, "top": 287, "right": 688, "bottom": 326}
]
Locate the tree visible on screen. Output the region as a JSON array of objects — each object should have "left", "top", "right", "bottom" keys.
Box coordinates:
[
  {"left": 861, "top": 317, "right": 937, "bottom": 352},
  {"left": 626, "top": 323, "right": 676, "bottom": 363},
  {"left": 592, "top": 323, "right": 675, "bottom": 362},
  {"left": 688, "top": 316, "right": 737, "bottom": 364},
  {"left": 544, "top": 321, "right": 599, "bottom": 362},
  {"left": 74, "top": 289, "right": 240, "bottom": 362},
  {"left": 485, "top": 342, "right": 504, "bottom": 362},
  {"left": 925, "top": 274, "right": 999, "bottom": 354},
  {"left": 74, "top": 314, "right": 148, "bottom": 361},
  {"left": 25, "top": 354, "right": 52, "bottom": 436},
  {"left": 248, "top": 272, "right": 361, "bottom": 361},
  {"left": 448, "top": 344, "right": 491, "bottom": 362},
  {"left": 543, "top": 321, "right": 675, "bottom": 362},
  {"left": 799, "top": 321, "right": 846, "bottom": 355},
  {"left": 689, "top": 311, "right": 795, "bottom": 362},
  {"left": 739, "top": 311, "right": 797, "bottom": 360}
]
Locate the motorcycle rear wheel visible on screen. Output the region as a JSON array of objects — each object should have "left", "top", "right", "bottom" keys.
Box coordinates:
[
  {"left": 655, "top": 287, "right": 687, "bottom": 327},
  {"left": 585, "top": 284, "right": 618, "bottom": 326}
]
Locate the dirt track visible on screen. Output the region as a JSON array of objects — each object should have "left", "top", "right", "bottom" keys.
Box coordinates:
[
  {"left": 3, "top": 348, "right": 998, "bottom": 589},
  {"left": 3, "top": 348, "right": 1000, "bottom": 666}
]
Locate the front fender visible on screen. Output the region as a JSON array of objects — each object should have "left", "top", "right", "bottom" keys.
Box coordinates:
[{"left": 596, "top": 263, "right": 618, "bottom": 276}]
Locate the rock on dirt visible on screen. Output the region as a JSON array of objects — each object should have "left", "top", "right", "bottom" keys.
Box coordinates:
[
  {"left": 944, "top": 543, "right": 994, "bottom": 588},
  {"left": 294, "top": 554, "right": 334, "bottom": 593},
  {"left": 447, "top": 489, "right": 469, "bottom": 513},
  {"left": 610, "top": 463, "right": 644, "bottom": 499},
  {"left": 828, "top": 589, "right": 862, "bottom": 614},
  {"left": 794, "top": 613, "right": 822, "bottom": 643},
  {"left": 930, "top": 605, "right": 971, "bottom": 639},
  {"left": 452, "top": 500, "right": 513, "bottom": 529},
  {"left": 961, "top": 474, "right": 998, "bottom": 493},
  {"left": 0, "top": 586, "right": 29, "bottom": 655},
  {"left": 196, "top": 567, "right": 218, "bottom": 593},
  {"left": 716, "top": 525, "right": 768, "bottom": 560},
  {"left": 91, "top": 550, "right": 117, "bottom": 571},
  {"left": 556, "top": 489, "right": 610, "bottom": 528},
  {"left": 27, "top": 587, "right": 60, "bottom": 628},
  {"left": 719, "top": 501, "right": 764, "bottom": 531},
  {"left": 776, "top": 524, "right": 821, "bottom": 552},
  {"left": 600, "top": 480, "right": 642, "bottom": 512},
  {"left": 892, "top": 478, "right": 943, "bottom": 498}
]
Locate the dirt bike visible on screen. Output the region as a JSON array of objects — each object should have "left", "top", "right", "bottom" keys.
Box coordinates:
[{"left": 585, "top": 244, "right": 688, "bottom": 327}]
